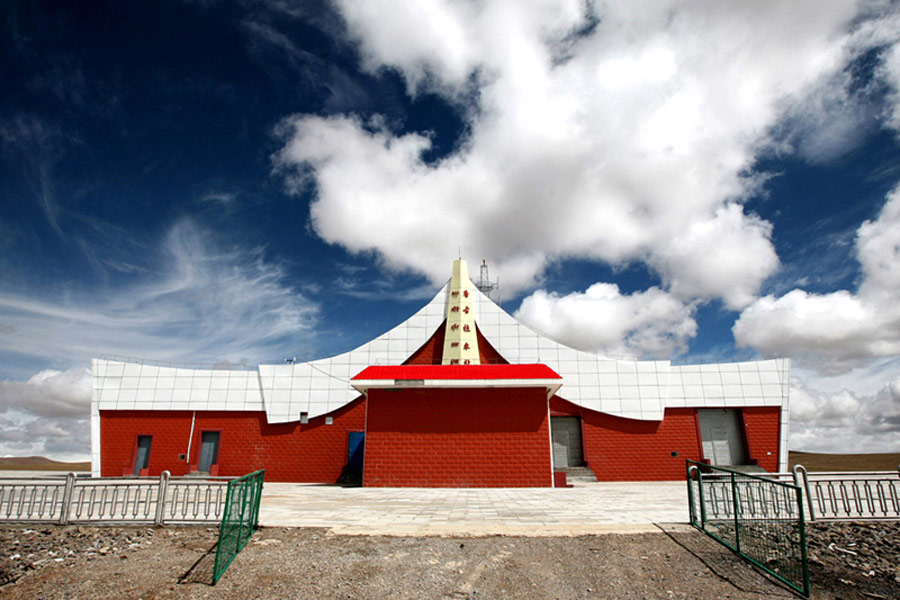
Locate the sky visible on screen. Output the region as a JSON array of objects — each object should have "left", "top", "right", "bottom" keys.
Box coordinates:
[{"left": 1, "top": 0, "right": 899, "bottom": 461}]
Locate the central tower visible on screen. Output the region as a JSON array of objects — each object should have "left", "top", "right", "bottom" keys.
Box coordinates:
[{"left": 441, "top": 259, "right": 480, "bottom": 365}]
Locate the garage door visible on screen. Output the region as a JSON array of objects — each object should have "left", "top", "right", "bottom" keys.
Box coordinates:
[
  {"left": 550, "top": 417, "right": 584, "bottom": 468},
  {"left": 698, "top": 409, "right": 746, "bottom": 466}
]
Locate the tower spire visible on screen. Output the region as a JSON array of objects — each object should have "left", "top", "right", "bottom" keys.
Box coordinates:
[{"left": 442, "top": 259, "right": 480, "bottom": 365}]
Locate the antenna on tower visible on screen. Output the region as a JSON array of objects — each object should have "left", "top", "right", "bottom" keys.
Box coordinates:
[{"left": 475, "top": 259, "right": 499, "bottom": 299}]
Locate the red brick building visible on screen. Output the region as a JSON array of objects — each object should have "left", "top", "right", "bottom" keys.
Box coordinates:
[{"left": 91, "top": 260, "right": 790, "bottom": 486}]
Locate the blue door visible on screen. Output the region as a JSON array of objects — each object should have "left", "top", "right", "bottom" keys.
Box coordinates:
[{"left": 347, "top": 432, "right": 365, "bottom": 472}]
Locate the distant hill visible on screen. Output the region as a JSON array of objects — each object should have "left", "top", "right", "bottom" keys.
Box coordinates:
[
  {"left": 789, "top": 451, "right": 900, "bottom": 472},
  {"left": 0, "top": 456, "right": 91, "bottom": 471}
]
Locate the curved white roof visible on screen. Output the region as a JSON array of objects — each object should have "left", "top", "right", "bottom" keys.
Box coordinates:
[{"left": 92, "top": 276, "right": 790, "bottom": 424}]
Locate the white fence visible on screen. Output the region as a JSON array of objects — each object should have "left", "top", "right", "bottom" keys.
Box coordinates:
[
  {"left": 0, "top": 471, "right": 230, "bottom": 525},
  {"left": 791, "top": 465, "right": 900, "bottom": 521},
  {"left": 694, "top": 464, "right": 900, "bottom": 522}
]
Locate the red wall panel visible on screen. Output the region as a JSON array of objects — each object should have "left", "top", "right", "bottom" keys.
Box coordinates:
[
  {"left": 100, "top": 390, "right": 781, "bottom": 484},
  {"left": 741, "top": 406, "right": 782, "bottom": 472},
  {"left": 403, "top": 322, "right": 508, "bottom": 366},
  {"left": 364, "top": 387, "right": 552, "bottom": 487},
  {"left": 99, "top": 397, "right": 366, "bottom": 482},
  {"left": 550, "top": 396, "right": 782, "bottom": 481}
]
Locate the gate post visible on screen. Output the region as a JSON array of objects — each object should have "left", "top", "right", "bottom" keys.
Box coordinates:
[
  {"left": 792, "top": 464, "right": 816, "bottom": 521},
  {"left": 686, "top": 463, "right": 697, "bottom": 525},
  {"left": 697, "top": 467, "right": 707, "bottom": 527},
  {"left": 731, "top": 472, "right": 741, "bottom": 553},
  {"left": 58, "top": 472, "right": 76, "bottom": 525},
  {"left": 796, "top": 484, "right": 810, "bottom": 596}
]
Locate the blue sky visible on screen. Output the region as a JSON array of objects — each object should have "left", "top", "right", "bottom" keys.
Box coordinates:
[{"left": 1, "top": 0, "right": 899, "bottom": 460}]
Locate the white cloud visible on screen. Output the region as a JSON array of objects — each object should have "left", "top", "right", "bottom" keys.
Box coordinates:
[
  {"left": 0, "top": 368, "right": 91, "bottom": 460},
  {"left": 275, "top": 1, "right": 899, "bottom": 308},
  {"left": 0, "top": 218, "right": 318, "bottom": 367},
  {"left": 789, "top": 376, "right": 900, "bottom": 453},
  {"left": 734, "top": 186, "right": 900, "bottom": 373},
  {"left": 882, "top": 44, "right": 900, "bottom": 131},
  {"left": 514, "top": 284, "right": 697, "bottom": 358},
  {"left": 0, "top": 368, "right": 90, "bottom": 419},
  {"left": 653, "top": 204, "right": 778, "bottom": 310}
]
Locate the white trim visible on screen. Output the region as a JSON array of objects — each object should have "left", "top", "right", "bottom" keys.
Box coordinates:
[{"left": 351, "top": 379, "right": 563, "bottom": 399}]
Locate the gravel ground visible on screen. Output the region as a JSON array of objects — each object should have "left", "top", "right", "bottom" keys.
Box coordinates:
[{"left": 0, "top": 522, "right": 897, "bottom": 599}]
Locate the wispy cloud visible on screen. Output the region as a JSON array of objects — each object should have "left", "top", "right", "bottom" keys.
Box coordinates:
[
  {"left": 0, "top": 218, "right": 319, "bottom": 368},
  {"left": 0, "top": 218, "right": 319, "bottom": 459}
]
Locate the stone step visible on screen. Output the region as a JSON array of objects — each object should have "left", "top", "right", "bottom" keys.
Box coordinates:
[{"left": 561, "top": 467, "right": 598, "bottom": 483}]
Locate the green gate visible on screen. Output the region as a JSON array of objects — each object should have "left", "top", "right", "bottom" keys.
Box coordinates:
[
  {"left": 213, "top": 469, "right": 265, "bottom": 583},
  {"left": 686, "top": 460, "right": 809, "bottom": 596}
]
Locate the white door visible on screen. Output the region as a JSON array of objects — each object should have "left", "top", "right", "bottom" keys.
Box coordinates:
[
  {"left": 698, "top": 410, "right": 746, "bottom": 466},
  {"left": 552, "top": 430, "right": 569, "bottom": 468},
  {"left": 551, "top": 416, "right": 584, "bottom": 468}
]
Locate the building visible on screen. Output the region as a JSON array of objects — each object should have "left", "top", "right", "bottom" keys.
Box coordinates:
[{"left": 91, "top": 260, "right": 790, "bottom": 486}]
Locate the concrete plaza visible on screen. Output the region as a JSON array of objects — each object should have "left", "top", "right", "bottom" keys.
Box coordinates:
[{"left": 258, "top": 481, "right": 691, "bottom": 536}]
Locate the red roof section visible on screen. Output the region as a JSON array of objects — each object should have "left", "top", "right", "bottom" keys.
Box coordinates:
[{"left": 352, "top": 364, "right": 561, "bottom": 381}]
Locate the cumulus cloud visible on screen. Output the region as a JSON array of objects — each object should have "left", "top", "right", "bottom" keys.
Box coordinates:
[
  {"left": 0, "top": 368, "right": 90, "bottom": 419},
  {"left": 789, "top": 376, "right": 900, "bottom": 452},
  {"left": 514, "top": 284, "right": 697, "bottom": 359},
  {"left": 734, "top": 185, "right": 900, "bottom": 373},
  {"left": 0, "top": 218, "right": 318, "bottom": 367},
  {"left": 274, "top": 1, "right": 899, "bottom": 308},
  {"left": 0, "top": 368, "right": 91, "bottom": 460}
]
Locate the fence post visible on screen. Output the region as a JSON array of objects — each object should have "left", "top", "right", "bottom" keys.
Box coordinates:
[
  {"left": 58, "top": 472, "right": 76, "bottom": 525},
  {"left": 731, "top": 472, "right": 741, "bottom": 553},
  {"left": 154, "top": 471, "right": 170, "bottom": 526}
]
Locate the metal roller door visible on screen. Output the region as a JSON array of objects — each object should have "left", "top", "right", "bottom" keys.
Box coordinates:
[
  {"left": 550, "top": 416, "right": 584, "bottom": 468},
  {"left": 698, "top": 409, "right": 747, "bottom": 466}
]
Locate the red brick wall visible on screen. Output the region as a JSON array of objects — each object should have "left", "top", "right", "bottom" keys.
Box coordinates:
[
  {"left": 476, "top": 326, "right": 508, "bottom": 365},
  {"left": 741, "top": 406, "right": 781, "bottom": 472},
  {"left": 404, "top": 320, "right": 446, "bottom": 365},
  {"left": 403, "top": 322, "right": 508, "bottom": 366},
  {"left": 364, "top": 387, "right": 552, "bottom": 487},
  {"left": 99, "top": 397, "right": 366, "bottom": 482},
  {"left": 550, "top": 397, "right": 782, "bottom": 480}
]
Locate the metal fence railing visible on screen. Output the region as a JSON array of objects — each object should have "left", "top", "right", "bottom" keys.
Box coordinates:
[
  {"left": 790, "top": 465, "right": 900, "bottom": 521},
  {"left": 687, "top": 461, "right": 809, "bottom": 597},
  {"left": 213, "top": 469, "right": 265, "bottom": 584},
  {"left": 0, "top": 472, "right": 230, "bottom": 525}
]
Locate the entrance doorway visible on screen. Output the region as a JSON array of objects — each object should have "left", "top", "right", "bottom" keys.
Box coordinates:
[
  {"left": 197, "top": 431, "right": 220, "bottom": 473},
  {"left": 550, "top": 416, "right": 584, "bottom": 468},
  {"left": 347, "top": 431, "right": 365, "bottom": 472},
  {"left": 133, "top": 435, "right": 152, "bottom": 476},
  {"left": 698, "top": 409, "right": 747, "bottom": 466}
]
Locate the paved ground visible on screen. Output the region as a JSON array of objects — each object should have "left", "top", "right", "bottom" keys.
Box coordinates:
[{"left": 258, "top": 481, "right": 690, "bottom": 535}]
